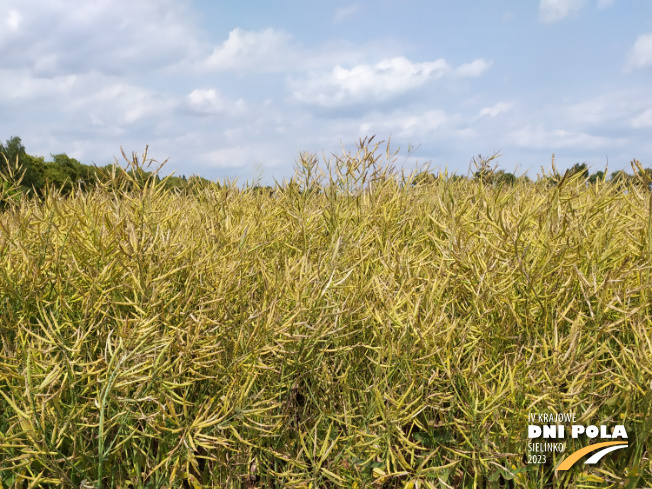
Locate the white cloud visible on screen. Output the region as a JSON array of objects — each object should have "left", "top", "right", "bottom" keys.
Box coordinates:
[
  {"left": 334, "top": 5, "right": 363, "bottom": 23},
  {"left": 6, "top": 10, "right": 21, "bottom": 30},
  {"left": 68, "top": 79, "right": 178, "bottom": 126},
  {"left": 563, "top": 98, "right": 613, "bottom": 126},
  {"left": 627, "top": 33, "right": 652, "bottom": 70},
  {"left": 201, "top": 28, "right": 383, "bottom": 74},
  {"left": 0, "top": 9, "right": 22, "bottom": 49},
  {"left": 539, "top": 0, "right": 587, "bottom": 23},
  {"left": 0, "top": 69, "right": 180, "bottom": 133},
  {"left": 632, "top": 108, "right": 652, "bottom": 128},
  {"left": 360, "top": 110, "right": 451, "bottom": 138},
  {"left": 455, "top": 59, "right": 493, "bottom": 78},
  {"left": 478, "top": 102, "right": 514, "bottom": 118},
  {"left": 0, "top": 70, "right": 78, "bottom": 100},
  {"left": 555, "top": 89, "right": 652, "bottom": 130},
  {"left": 597, "top": 0, "right": 614, "bottom": 8},
  {"left": 204, "top": 28, "right": 298, "bottom": 72},
  {"left": 0, "top": 0, "right": 202, "bottom": 76},
  {"left": 185, "top": 89, "right": 247, "bottom": 116},
  {"left": 291, "top": 56, "right": 491, "bottom": 107},
  {"left": 199, "top": 146, "right": 275, "bottom": 169},
  {"left": 510, "top": 124, "right": 620, "bottom": 149},
  {"left": 291, "top": 57, "right": 449, "bottom": 107}
]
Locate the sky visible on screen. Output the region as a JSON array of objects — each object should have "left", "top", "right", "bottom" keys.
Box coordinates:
[{"left": 1, "top": 0, "right": 651, "bottom": 184}]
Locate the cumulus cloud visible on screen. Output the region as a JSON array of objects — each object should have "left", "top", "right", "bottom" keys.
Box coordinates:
[
  {"left": 0, "top": 68, "right": 182, "bottom": 147},
  {"left": 199, "top": 145, "right": 280, "bottom": 169},
  {"left": 204, "top": 28, "right": 299, "bottom": 72},
  {"left": 539, "top": 0, "right": 587, "bottom": 23},
  {"left": 184, "top": 89, "right": 247, "bottom": 116},
  {"left": 70, "top": 79, "right": 179, "bottom": 127},
  {"left": 0, "top": 0, "right": 202, "bottom": 76},
  {"left": 563, "top": 98, "right": 613, "bottom": 126},
  {"left": 510, "top": 124, "right": 619, "bottom": 149},
  {"left": 290, "top": 56, "right": 490, "bottom": 107},
  {"left": 201, "top": 28, "right": 379, "bottom": 74},
  {"left": 290, "top": 57, "right": 448, "bottom": 107},
  {"left": 454, "top": 59, "right": 493, "bottom": 78},
  {"left": 627, "top": 33, "right": 652, "bottom": 70},
  {"left": 0, "top": 70, "right": 78, "bottom": 100},
  {"left": 360, "top": 109, "right": 452, "bottom": 138},
  {"left": 552, "top": 89, "right": 652, "bottom": 131},
  {"left": 478, "top": 102, "right": 514, "bottom": 118}
]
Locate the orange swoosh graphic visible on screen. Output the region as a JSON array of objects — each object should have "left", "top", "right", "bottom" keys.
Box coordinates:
[{"left": 556, "top": 441, "right": 628, "bottom": 471}]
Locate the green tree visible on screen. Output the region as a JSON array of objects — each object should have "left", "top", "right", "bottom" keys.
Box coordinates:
[
  {"left": 412, "top": 171, "right": 437, "bottom": 186},
  {"left": 21, "top": 154, "right": 46, "bottom": 192},
  {"left": 471, "top": 152, "right": 502, "bottom": 184},
  {"left": 633, "top": 166, "right": 652, "bottom": 189},
  {"left": 568, "top": 162, "right": 589, "bottom": 179},
  {"left": 610, "top": 170, "right": 630, "bottom": 183},
  {"left": 45, "top": 153, "right": 86, "bottom": 194},
  {"left": 588, "top": 171, "right": 605, "bottom": 184},
  {"left": 609, "top": 170, "right": 633, "bottom": 190},
  {"left": 517, "top": 175, "right": 531, "bottom": 184},
  {"left": 0, "top": 136, "right": 26, "bottom": 173},
  {"left": 494, "top": 170, "right": 516, "bottom": 186},
  {"left": 0, "top": 137, "right": 45, "bottom": 194}
]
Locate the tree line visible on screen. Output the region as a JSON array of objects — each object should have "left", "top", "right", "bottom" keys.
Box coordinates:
[
  {"left": 1, "top": 136, "right": 650, "bottom": 201},
  {"left": 0, "top": 136, "right": 212, "bottom": 199}
]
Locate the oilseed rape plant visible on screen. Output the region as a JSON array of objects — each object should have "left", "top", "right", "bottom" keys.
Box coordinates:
[{"left": 0, "top": 137, "right": 651, "bottom": 488}]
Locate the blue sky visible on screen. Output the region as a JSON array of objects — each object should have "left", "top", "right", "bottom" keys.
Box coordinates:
[{"left": 1, "top": 0, "right": 651, "bottom": 184}]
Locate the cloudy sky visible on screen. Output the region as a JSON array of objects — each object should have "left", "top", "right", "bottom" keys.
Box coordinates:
[{"left": 1, "top": 0, "right": 651, "bottom": 183}]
